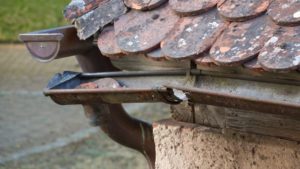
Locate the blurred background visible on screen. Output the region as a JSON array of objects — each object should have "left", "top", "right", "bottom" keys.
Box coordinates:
[{"left": 0, "top": 1, "right": 169, "bottom": 168}]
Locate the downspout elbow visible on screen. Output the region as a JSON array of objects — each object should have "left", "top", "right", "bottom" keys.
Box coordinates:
[{"left": 83, "top": 103, "right": 155, "bottom": 169}]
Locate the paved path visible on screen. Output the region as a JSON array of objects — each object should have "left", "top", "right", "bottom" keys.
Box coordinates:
[{"left": 0, "top": 44, "right": 91, "bottom": 159}]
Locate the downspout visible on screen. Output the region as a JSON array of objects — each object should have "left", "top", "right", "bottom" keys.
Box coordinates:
[{"left": 76, "top": 48, "right": 156, "bottom": 169}]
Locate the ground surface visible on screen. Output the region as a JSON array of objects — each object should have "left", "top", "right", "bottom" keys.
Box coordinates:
[{"left": 0, "top": 44, "right": 169, "bottom": 169}]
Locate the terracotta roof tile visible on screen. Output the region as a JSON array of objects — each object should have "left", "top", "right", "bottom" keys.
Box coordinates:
[
  {"left": 64, "top": 0, "right": 105, "bottom": 21},
  {"left": 169, "top": 0, "right": 219, "bottom": 16},
  {"left": 268, "top": 0, "right": 300, "bottom": 26},
  {"left": 115, "top": 4, "right": 179, "bottom": 54},
  {"left": 210, "top": 15, "right": 276, "bottom": 66},
  {"left": 97, "top": 25, "right": 124, "bottom": 57},
  {"left": 258, "top": 26, "right": 300, "bottom": 72},
  {"left": 74, "top": 0, "right": 127, "bottom": 40},
  {"left": 217, "top": 0, "right": 270, "bottom": 21},
  {"left": 124, "top": 0, "right": 167, "bottom": 10},
  {"left": 64, "top": 0, "right": 300, "bottom": 75},
  {"left": 161, "top": 9, "right": 228, "bottom": 60},
  {"left": 194, "top": 53, "right": 216, "bottom": 67}
]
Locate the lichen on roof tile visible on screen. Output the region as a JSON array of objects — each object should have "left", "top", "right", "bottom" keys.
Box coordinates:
[
  {"left": 218, "top": 0, "right": 270, "bottom": 21},
  {"left": 169, "top": 0, "right": 219, "bottom": 16},
  {"left": 124, "top": 0, "right": 167, "bottom": 10},
  {"left": 64, "top": 0, "right": 105, "bottom": 21},
  {"left": 161, "top": 9, "right": 228, "bottom": 60},
  {"left": 98, "top": 25, "right": 124, "bottom": 57},
  {"left": 64, "top": 0, "right": 300, "bottom": 75},
  {"left": 258, "top": 26, "right": 300, "bottom": 72},
  {"left": 115, "top": 4, "right": 179, "bottom": 54},
  {"left": 74, "top": 0, "right": 127, "bottom": 40},
  {"left": 268, "top": 0, "right": 300, "bottom": 26},
  {"left": 210, "top": 15, "right": 277, "bottom": 66}
]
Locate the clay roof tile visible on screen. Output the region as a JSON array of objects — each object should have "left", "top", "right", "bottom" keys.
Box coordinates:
[{"left": 65, "top": 0, "right": 300, "bottom": 75}]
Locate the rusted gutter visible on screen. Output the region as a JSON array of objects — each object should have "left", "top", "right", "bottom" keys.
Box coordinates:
[
  {"left": 19, "top": 26, "right": 94, "bottom": 62},
  {"left": 166, "top": 84, "right": 300, "bottom": 118}
]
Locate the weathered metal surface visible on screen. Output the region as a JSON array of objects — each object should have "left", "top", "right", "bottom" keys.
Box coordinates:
[
  {"left": 194, "top": 67, "right": 300, "bottom": 85},
  {"left": 210, "top": 15, "right": 276, "bottom": 65},
  {"left": 45, "top": 86, "right": 173, "bottom": 104},
  {"left": 146, "top": 48, "right": 166, "bottom": 61},
  {"left": 218, "top": 0, "right": 269, "bottom": 21},
  {"left": 193, "top": 75, "right": 300, "bottom": 102},
  {"left": 124, "top": 0, "right": 167, "bottom": 10},
  {"left": 77, "top": 78, "right": 121, "bottom": 89},
  {"left": 166, "top": 81, "right": 300, "bottom": 117},
  {"left": 44, "top": 70, "right": 190, "bottom": 104},
  {"left": 97, "top": 25, "right": 124, "bottom": 57},
  {"left": 64, "top": 0, "right": 104, "bottom": 21},
  {"left": 161, "top": 9, "right": 228, "bottom": 60},
  {"left": 19, "top": 26, "right": 94, "bottom": 62},
  {"left": 75, "top": 47, "right": 119, "bottom": 73},
  {"left": 74, "top": 0, "right": 127, "bottom": 40},
  {"left": 258, "top": 26, "right": 300, "bottom": 72},
  {"left": 169, "top": 0, "right": 218, "bottom": 16},
  {"left": 110, "top": 54, "right": 191, "bottom": 70},
  {"left": 115, "top": 4, "right": 179, "bottom": 54},
  {"left": 268, "top": 0, "right": 300, "bottom": 26}
]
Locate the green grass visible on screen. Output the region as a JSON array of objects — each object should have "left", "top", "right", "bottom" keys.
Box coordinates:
[{"left": 0, "top": 0, "right": 70, "bottom": 42}]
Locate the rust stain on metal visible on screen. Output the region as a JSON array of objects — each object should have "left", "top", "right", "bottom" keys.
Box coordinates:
[
  {"left": 124, "top": 0, "right": 167, "bottom": 10},
  {"left": 45, "top": 88, "right": 173, "bottom": 105},
  {"left": 77, "top": 78, "right": 122, "bottom": 89},
  {"left": 166, "top": 85, "right": 300, "bottom": 118},
  {"left": 218, "top": 0, "right": 270, "bottom": 21},
  {"left": 98, "top": 26, "right": 124, "bottom": 57},
  {"left": 115, "top": 4, "right": 179, "bottom": 54},
  {"left": 161, "top": 9, "right": 228, "bottom": 60},
  {"left": 258, "top": 26, "right": 300, "bottom": 72},
  {"left": 169, "top": 0, "right": 219, "bottom": 16},
  {"left": 268, "top": 0, "right": 300, "bottom": 26},
  {"left": 210, "top": 15, "right": 276, "bottom": 65}
]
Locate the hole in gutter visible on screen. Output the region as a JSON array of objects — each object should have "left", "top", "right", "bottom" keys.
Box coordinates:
[{"left": 172, "top": 89, "right": 188, "bottom": 101}]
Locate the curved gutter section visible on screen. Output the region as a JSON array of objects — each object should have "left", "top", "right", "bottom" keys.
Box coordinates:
[
  {"left": 19, "top": 26, "right": 94, "bottom": 62},
  {"left": 83, "top": 103, "right": 155, "bottom": 169}
]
